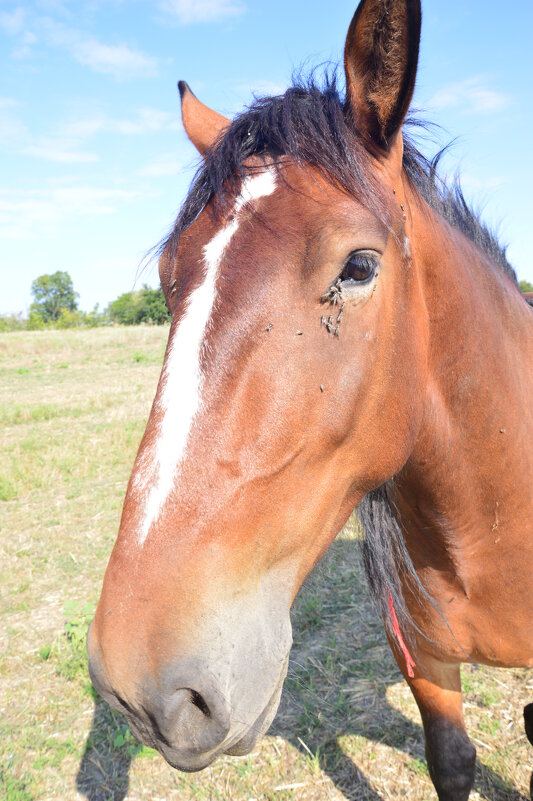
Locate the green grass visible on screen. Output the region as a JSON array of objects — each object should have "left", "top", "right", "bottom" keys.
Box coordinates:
[
  {"left": 0, "top": 769, "right": 34, "bottom": 801},
  {"left": 1, "top": 326, "right": 532, "bottom": 801},
  {"left": 0, "top": 474, "right": 17, "bottom": 501}
]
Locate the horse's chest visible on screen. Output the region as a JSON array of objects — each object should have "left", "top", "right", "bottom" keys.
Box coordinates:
[{"left": 421, "top": 553, "right": 533, "bottom": 667}]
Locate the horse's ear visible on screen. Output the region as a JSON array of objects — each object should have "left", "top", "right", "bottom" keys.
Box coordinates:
[
  {"left": 344, "top": 0, "right": 421, "bottom": 154},
  {"left": 178, "top": 81, "right": 230, "bottom": 155}
]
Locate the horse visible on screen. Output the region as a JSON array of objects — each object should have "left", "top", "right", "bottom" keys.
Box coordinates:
[{"left": 87, "top": 1, "right": 533, "bottom": 799}]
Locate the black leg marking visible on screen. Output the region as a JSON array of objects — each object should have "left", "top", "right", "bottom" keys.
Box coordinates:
[
  {"left": 524, "top": 703, "right": 533, "bottom": 745},
  {"left": 524, "top": 705, "right": 533, "bottom": 799},
  {"left": 423, "top": 715, "right": 476, "bottom": 801}
]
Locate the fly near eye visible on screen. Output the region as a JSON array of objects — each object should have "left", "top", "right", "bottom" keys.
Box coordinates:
[{"left": 340, "top": 253, "right": 377, "bottom": 284}]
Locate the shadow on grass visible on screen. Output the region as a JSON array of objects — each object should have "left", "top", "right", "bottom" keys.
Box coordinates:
[
  {"left": 76, "top": 701, "right": 132, "bottom": 801},
  {"left": 76, "top": 535, "right": 529, "bottom": 801},
  {"left": 272, "top": 537, "right": 530, "bottom": 801}
]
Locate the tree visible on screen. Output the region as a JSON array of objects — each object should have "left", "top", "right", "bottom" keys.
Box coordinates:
[
  {"left": 519, "top": 280, "right": 533, "bottom": 294},
  {"left": 139, "top": 286, "right": 171, "bottom": 324},
  {"left": 107, "top": 285, "right": 170, "bottom": 325},
  {"left": 55, "top": 308, "right": 87, "bottom": 328},
  {"left": 31, "top": 271, "right": 79, "bottom": 323},
  {"left": 107, "top": 291, "right": 139, "bottom": 325}
]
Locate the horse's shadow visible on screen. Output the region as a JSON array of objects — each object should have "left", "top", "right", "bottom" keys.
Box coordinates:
[
  {"left": 76, "top": 700, "right": 133, "bottom": 801},
  {"left": 76, "top": 536, "right": 529, "bottom": 801}
]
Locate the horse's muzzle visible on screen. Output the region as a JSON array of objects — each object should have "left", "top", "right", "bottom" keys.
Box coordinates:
[{"left": 87, "top": 622, "right": 289, "bottom": 771}]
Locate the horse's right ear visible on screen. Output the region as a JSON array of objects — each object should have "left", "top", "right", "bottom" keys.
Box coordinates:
[
  {"left": 344, "top": 0, "right": 421, "bottom": 154},
  {"left": 178, "top": 81, "right": 230, "bottom": 156}
]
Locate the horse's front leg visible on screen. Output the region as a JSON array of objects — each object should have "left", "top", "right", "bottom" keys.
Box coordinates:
[
  {"left": 523, "top": 703, "right": 533, "bottom": 799},
  {"left": 395, "top": 649, "right": 476, "bottom": 801}
]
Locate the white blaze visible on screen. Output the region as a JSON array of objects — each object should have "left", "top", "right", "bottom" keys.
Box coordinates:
[{"left": 136, "top": 168, "right": 277, "bottom": 544}]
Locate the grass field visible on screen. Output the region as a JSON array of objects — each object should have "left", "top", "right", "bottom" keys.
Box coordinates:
[{"left": 1, "top": 326, "right": 532, "bottom": 801}]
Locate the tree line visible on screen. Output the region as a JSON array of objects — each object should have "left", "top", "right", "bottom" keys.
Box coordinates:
[
  {"left": 2, "top": 273, "right": 533, "bottom": 334},
  {"left": 0, "top": 271, "right": 170, "bottom": 332}
]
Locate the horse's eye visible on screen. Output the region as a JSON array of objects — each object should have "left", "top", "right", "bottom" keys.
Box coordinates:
[{"left": 340, "top": 252, "right": 378, "bottom": 284}]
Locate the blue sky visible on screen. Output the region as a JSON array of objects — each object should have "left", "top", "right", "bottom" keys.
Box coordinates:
[{"left": 1, "top": 0, "right": 532, "bottom": 315}]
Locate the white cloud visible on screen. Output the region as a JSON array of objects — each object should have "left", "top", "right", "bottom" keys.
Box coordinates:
[
  {"left": 0, "top": 97, "right": 20, "bottom": 110},
  {"left": 459, "top": 173, "right": 506, "bottom": 192},
  {"left": 62, "top": 107, "right": 179, "bottom": 138},
  {"left": 138, "top": 153, "right": 184, "bottom": 177},
  {"left": 0, "top": 97, "right": 98, "bottom": 161},
  {"left": 429, "top": 77, "right": 510, "bottom": 115},
  {"left": 2, "top": 13, "right": 159, "bottom": 79},
  {"left": 0, "top": 102, "right": 28, "bottom": 145},
  {"left": 0, "top": 185, "right": 149, "bottom": 240},
  {"left": 61, "top": 115, "right": 107, "bottom": 138},
  {"left": 22, "top": 143, "right": 99, "bottom": 163},
  {"left": 0, "top": 101, "right": 179, "bottom": 164},
  {"left": 35, "top": 0, "right": 71, "bottom": 13},
  {"left": 0, "top": 6, "right": 26, "bottom": 36},
  {"left": 159, "top": 0, "right": 245, "bottom": 25},
  {"left": 12, "top": 30, "right": 38, "bottom": 59},
  {"left": 74, "top": 37, "right": 158, "bottom": 79},
  {"left": 109, "top": 108, "right": 179, "bottom": 135},
  {"left": 0, "top": 7, "right": 37, "bottom": 58}
]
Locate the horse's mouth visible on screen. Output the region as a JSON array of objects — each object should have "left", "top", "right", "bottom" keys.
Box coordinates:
[
  {"left": 154, "top": 654, "right": 289, "bottom": 772},
  {"left": 224, "top": 655, "right": 289, "bottom": 756}
]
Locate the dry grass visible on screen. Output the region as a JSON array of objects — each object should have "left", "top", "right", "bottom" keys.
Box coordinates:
[{"left": 1, "top": 326, "right": 532, "bottom": 801}]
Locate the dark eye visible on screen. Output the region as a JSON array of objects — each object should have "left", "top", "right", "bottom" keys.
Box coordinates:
[{"left": 340, "top": 252, "right": 378, "bottom": 284}]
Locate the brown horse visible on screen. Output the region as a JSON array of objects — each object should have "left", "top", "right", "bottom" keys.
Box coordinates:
[{"left": 87, "top": 1, "right": 533, "bottom": 798}]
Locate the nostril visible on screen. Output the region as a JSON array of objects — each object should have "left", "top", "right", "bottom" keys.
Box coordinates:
[
  {"left": 146, "top": 679, "right": 231, "bottom": 757},
  {"left": 190, "top": 689, "right": 211, "bottom": 718}
]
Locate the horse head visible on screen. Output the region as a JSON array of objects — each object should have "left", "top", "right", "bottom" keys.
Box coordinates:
[{"left": 88, "top": 0, "right": 431, "bottom": 771}]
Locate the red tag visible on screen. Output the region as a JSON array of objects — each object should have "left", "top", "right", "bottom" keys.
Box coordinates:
[{"left": 388, "top": 590, "right": 416, "bottom": 678}]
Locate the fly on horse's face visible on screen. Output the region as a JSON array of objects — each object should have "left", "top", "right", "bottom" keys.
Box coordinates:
[{"left": 88, "top": 0, "right": 533, "bottom": 794}]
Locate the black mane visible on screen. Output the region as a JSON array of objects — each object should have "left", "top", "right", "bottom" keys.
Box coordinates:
[
  {"left": 163, "top": 73, "right": 516, "bottom": 284},
  {"left": 162, "top": 73, "right": 517, "bottom": 652}
]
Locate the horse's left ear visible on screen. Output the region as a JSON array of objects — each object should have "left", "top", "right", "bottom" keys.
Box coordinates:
[
  {"left": 344, "top": 0, "right": 421, "bottom": 156},
  {"left": 178, "top": 81, "right": 230, "bottom": 155}
]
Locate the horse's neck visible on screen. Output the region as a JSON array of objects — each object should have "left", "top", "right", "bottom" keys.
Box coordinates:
[{"left": 395, "top": 198, "right": 533, "bottom": 585}]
